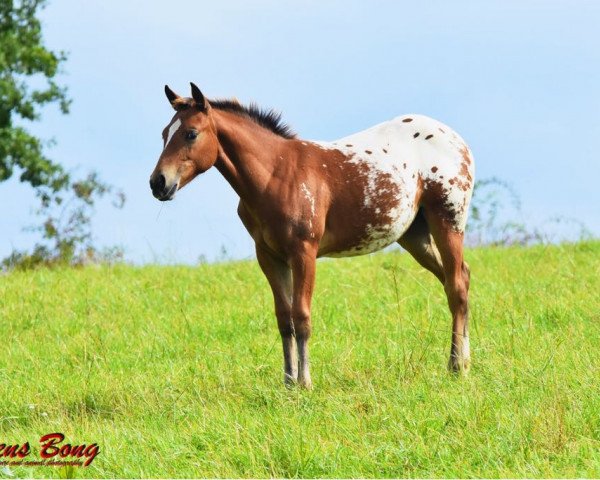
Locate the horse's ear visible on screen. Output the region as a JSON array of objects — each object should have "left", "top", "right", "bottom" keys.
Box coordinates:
[
  {"left": 190, "top": 82, "right": 208, "bottom": 111},
  {"left": 164, "top": 85, "right": 180, "bottom": 107}
]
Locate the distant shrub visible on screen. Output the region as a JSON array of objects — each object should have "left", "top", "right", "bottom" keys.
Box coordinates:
[
  {"left": 2, "top": 172, "right": 125, "bottom": 270},
  {"left": 467, "top": 177, "right": 592, "bottom": 246}
]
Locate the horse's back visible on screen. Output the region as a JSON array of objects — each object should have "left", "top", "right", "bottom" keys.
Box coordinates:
[{"left": 336, "top": 114, "right": 475, "bottom": 231}]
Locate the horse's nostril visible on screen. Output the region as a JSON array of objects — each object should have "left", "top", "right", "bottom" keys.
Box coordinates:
[
  {"left": 150, "top": 174, "right": 166, "bottom": 193},
  {"left": 157, "top": 174, "right": 166, "bottom": 191}
]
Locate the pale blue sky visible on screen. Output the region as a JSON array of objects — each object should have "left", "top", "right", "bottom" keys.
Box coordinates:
[{"left": 2, "top": 0, "right": 599, "bottom": 263}]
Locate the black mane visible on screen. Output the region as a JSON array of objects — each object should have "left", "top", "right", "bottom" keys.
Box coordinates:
[{"left": 210, "top": 99, "right": 296, "bottom": 139}]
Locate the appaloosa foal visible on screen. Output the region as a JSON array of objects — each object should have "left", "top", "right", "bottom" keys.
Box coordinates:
[{"left": 150, "top": 83, "right": 474, "bottom": 389}]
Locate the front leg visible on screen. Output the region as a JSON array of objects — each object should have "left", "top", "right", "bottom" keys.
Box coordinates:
[
  {"left": 290, "top": 241, "right": 318, "bottom": 389},
  {"left": 255, "top": 244, "right": 297, "bottom": 385}
]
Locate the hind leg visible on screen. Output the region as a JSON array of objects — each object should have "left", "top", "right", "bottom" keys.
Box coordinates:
[
  {"left": 398, "top": 210, "right": 445, "bottom": 284},
  {"left": 422, "top": 208, "right": 471, "bottom": 373}
]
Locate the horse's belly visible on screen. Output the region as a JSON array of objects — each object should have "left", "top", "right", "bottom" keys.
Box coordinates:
[
  {"left": 321, "top": 191, "right": 418, "bottom": 258},
  {"left": 325, "top": 217, "right": 414, "bottom": 258},
  {"left": 318, "top": 145, "right": 420, "bottom": 258}
]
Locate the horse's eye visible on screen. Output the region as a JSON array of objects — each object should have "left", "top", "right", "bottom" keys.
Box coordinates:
[{"left": 185, "top": 130, "right": 198, "bottom": 141}]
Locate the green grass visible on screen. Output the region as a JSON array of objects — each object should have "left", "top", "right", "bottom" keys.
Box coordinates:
[{"left": 1, "top": 242, "right": 599, "bottom": 478}]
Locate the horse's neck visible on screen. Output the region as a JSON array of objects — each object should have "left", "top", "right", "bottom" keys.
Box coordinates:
[{"left": 213, "top": 110, "right": 287, "bottom": 202}]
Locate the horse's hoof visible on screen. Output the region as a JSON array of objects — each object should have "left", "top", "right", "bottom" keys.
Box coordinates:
[
  {"left": 298, "top": 377, "right": 313, "bottom": 390},
  {"left": 448, "top": 356, "right": 471, "bottom": 375},
  {"left": 284, "top": 373, "right": 298, "bottom": 388}
]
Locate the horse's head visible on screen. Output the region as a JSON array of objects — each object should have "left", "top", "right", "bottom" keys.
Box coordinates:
[{"left": 149, "top": 83, "right": 219, "bottom": 201}]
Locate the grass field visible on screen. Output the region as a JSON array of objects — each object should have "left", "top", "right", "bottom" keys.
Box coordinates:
[{"left": 1, "top": 242, "right": 599, "bottom": 478}]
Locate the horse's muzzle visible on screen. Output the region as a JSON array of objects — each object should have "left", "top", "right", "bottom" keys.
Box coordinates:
[{"left": 149, "top": 174, "right": 177, "bottom": 201}]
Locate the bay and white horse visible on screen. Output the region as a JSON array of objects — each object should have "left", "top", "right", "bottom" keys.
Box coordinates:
[{"left": 150, "top": 83, "right": 474, "bottom": 388}]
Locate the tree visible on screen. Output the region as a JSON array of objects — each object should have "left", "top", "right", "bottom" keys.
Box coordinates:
[
  {"left": 0, "top": 0, "right": 126, "bottom": 269},
  {"left": 0, "top": 0, "right": 70, "bottom": 200}
]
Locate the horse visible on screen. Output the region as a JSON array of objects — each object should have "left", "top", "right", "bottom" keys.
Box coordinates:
[{"left": 149, "top": 83, "right": 475, "bottom": 389}]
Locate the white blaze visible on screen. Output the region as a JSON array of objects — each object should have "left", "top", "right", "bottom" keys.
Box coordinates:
[{"left": 164, "top": 119, "right": 182, "bottom": 149}]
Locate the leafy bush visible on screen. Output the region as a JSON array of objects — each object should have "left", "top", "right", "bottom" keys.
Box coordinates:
[
  {"left": 2, "top": 172, "right": 125, "bottom": 270},
  {"left": 466, "top": 177, "right": 591, "bottom": 246}
]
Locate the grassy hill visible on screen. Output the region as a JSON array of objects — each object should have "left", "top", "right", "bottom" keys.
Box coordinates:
[{"left": 1, "top": 242, "right": 599, "bottom": 478}]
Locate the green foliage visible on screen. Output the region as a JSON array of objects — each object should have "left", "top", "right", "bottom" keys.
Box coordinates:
[
  {"left": 467, "top": 177, "right": 591, "bottom": 246},
  {"left": 0, "top": 1, "right": 127, "bottom": 270},
  {"left": 0, "top": 243, "right": 599, "bottom": 477},
  {"left": 2, "top": 172, "right": 126, "bottom": 270},
  {"left": 0, "top": 0, "right": 70, "bottom": 191}
]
